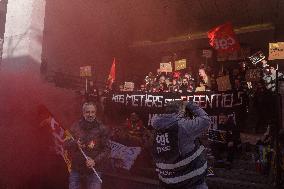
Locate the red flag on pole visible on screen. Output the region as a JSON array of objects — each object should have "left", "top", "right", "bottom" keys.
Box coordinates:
[
  {"left": 37, "top": 105, "right": 72, "bottom": 172},
  {"left": 207, "top": 22, "right": 240, "bottom": 52},
  {"left": 107, "top": 58, "right": 116, "bottom": 89}
]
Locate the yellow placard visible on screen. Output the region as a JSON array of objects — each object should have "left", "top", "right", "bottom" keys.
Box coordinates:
[
  {"left": 269, "top": 42, "right": 284, "bottom": 60},
  {"left": 174, "top": 59, "right": 186, "bottom": 71},
  {"left": 80, "top": 66, "right": 92, "bottom": 77},
  {"left": 195, "top": 86, "right": 205, "bottom": 92}
]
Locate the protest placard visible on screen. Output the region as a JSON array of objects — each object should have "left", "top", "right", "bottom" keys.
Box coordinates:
[
  {"left": 124, "top": 82, "right": 135, "bottom": 91},
  {"left": 160, "top": 63, "right": 172, "bottom": 72},
  {"left": 109, "top": 140, "right": 141, "bottom": 170},
  {"left": 269, "top": 42, "right": 284, "bottom": 60},
  {"left": 174, "top": 59, "right": 187, "bottom": 71},
  {"left": 80, "top": 66, "right": 92, "bottom": 77},
  {"left": 248, "top": 51, "right": 265, "bottom": 64}
]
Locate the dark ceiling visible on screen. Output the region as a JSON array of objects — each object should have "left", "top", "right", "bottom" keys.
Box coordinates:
[
  {"left": 49, "top": 0, "right": 284, "bottom": 47},
  {"left": 42, "top": 0, "right": 284, "bottom": 80},
  {"left": 113, "top": 0, "right": 284, "bottom": 42}
]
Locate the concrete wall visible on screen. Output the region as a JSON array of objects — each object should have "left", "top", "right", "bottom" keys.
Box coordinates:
[{"left": 2, "top": 0, "right": 45, "bottom": 63}]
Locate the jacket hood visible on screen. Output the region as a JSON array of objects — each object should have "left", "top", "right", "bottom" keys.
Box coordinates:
[{"left": 152, "top": 113, "right": 180, "bottom": 130}]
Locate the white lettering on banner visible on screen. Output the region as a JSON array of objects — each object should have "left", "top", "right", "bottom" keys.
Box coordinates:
[
  {"left": 111, "top": 92, "right": 244, "bottom": 109},
  {"left": 234, "top": 91, "right": 243, "bottom": 106},
  {"left": 193, "top": 95, "right": 207, "bottom": 108},
  {"left": 164, "top": 98, "right": 181, "bottom": 104},
  {"left": 180, "top": 96, "right": 187, "bottom": 101},
  {"left": 215, "top": 94, "right": 222, "bottom": 108},
  {"left": 112, "top": 94, "right": 125, "bottom": 104},
  {"left": 126, "top": 94, "right": 144, "bottom": 107},
  {"left": 145, "top": 95, "right": 163, "bottom": 108},
  {"left": 199, "top": 95, "right": 206, "bottom": 108},
  {"left": 109, "top": 140, "right": 141, "bottom": 170},
  {"left": 206, "top": 94, "right": 214, "bottom": 108},
  {"left": 187, "top": 96, "right": 193, "bottom": 102},
  {"left": 214, "top": 37, "right": 236, "bottom": 50},
  {"left": 193, "top": 96, "right": 200, "bottom": 106},
  {"left": 222, "top": 93, "right": 233, "bottom": 108}
]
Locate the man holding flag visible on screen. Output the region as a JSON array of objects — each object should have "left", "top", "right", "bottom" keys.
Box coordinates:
[{"left": 64, "top": 102, "right": 110, "bottom": 189}]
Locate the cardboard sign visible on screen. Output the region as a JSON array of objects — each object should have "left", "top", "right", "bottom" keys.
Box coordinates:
[
  {"left": 202, "top": 50, "right": 212, "bottom": 58},
  {"left": 160, "top": 63, "right": 172, "bottom": 72},
  {"left": 124, "top": 82, "right": 135, "bottom": 91},
  {"left": 248, "top": 51, "right": 265, "bottom": 64},
  {"left": 216, "top": 75, "right": 232, "bottom": 91},
  {"left": 245, "top": 69, "right": 262, "bottom": 82},
  {"left": 174, "top": 59, "right": 186, "bottom": 71},
  {"left": 269, "top": 42, "right": 284, "bottom": 60},
  {"left": 110, "top": 140, "right": 141, "bottom": 170},
  {"left": 80, "top": 66, "right": 92, "bottom": 77}
]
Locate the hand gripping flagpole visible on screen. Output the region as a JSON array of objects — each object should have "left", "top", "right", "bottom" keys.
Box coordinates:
[
  {"left": 68, "top": 134, "right": 103, "bottom": 183},
  {"left": 77, "top": 145, "right": 103, "bottom": 183},
  {"left": 44, "top": 111, "right": 102, "bottom": 183}
]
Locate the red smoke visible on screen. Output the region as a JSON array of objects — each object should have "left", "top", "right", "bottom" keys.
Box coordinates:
[{"left": 0, "top": 60, "right": 81, "bottom": 188}]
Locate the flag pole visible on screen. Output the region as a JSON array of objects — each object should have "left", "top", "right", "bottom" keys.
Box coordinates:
[
  {"left": 85, "top": 78, "right": 88, "bottom": 94},
  {"left": 78, "top": 146, "right": 103, "bottom": 183},
  {"left": 43, "top": 109, "right": 102, "bottom": 183},
  {"left": 69, "top": 134, "right": 103, "bottom": 183}
]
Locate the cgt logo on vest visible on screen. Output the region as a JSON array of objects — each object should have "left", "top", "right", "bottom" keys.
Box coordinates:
[{"left": 156, "top": 133, "right": 171, "bottom": 154}]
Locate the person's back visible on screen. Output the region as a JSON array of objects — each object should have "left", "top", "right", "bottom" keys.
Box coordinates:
[{"left": 152, "top": 101, "right": 211, "bottom": 189}]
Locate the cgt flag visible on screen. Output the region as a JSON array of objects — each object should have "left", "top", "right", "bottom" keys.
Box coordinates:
[
  {"left": 107, "top": 58, "right": 116, "bottom": 89},
  {"left": 38, "top": 105, "right": 72, "bottom": 172},
  {"left": 49, "top": 118, "right": 72, "bottom": 172},
  {"left": 208, "top": 22, "right": 240, "bottom": 52}
]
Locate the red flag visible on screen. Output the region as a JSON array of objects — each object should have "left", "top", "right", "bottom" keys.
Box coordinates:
[
  {"left": 37, "top": 105, "right": 72, "bottom": 172},
  {"left": 207, "top": 22, "right": 240, "bottom": 52},
  {"left": 107, "top": 58, "right": 116, "bottom": 89}
]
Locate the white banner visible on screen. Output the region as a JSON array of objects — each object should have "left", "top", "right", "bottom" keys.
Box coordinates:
[{"left": 110, "top": 140, "right": 141, "bottom": 170}]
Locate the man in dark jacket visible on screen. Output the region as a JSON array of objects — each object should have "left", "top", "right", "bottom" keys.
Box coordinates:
[
  {"left": 64, "top": 102, "right": 110, "bottom": 189},
  {"left": 152, "top": 101, "right": 211, "bottom": 189}
]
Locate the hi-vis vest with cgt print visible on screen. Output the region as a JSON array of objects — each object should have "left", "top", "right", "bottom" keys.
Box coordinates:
[{"left": 153, "top": 122, "right": 207, "bottom": 188}]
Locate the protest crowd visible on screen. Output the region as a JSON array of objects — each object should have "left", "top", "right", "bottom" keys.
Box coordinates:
[
  {"left": 37, "top": 22, "right": 284, "bottom": 189},
  {"left": 3, "top": 1, "right": 284, "bottom": 188},
  {"left": 81, "top": 51, "right": 284, "bottom": 188}
]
